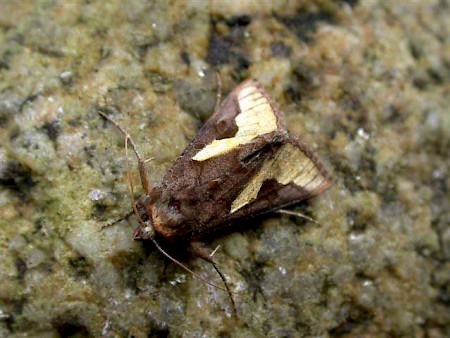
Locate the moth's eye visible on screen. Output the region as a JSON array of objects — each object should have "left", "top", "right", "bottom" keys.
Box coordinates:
[
  {"left": 134, "top": 221, "right": 154, "bottom": 240},
  {"left": 142, "top": 226, "right": 153, "bottom": 236}
]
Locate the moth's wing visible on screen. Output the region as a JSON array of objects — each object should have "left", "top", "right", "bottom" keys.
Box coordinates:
[
  {"left": 224, "top": 135, "right": 332, "bottom": 224},
  {"left": 161, "top": 78, "right": 288, "bottom": 184},
  {"left": 190, "top": 78, "right": 288, "bottom": 160},
  {"left": 153, "top": 79, "right": 289, "bottom": 240}
]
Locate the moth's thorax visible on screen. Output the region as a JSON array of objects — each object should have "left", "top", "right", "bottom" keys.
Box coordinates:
[
  {"left": 149, "top": 196, "right": 191, "bottom": 243},
  {"left": 130, "top": 188, "right": 186, "bottom": 243}
]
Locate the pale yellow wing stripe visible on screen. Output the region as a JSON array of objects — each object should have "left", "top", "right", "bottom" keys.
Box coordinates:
[
  {"left": 192, "top": 83, "right": 278, "bottom": 161},
  {"left": 230, "top": 143, "right": 326, "bottom": 213}
]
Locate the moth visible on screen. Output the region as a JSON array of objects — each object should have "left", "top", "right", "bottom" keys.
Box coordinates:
[{"left": 99, "top": 79, "right": 332, "bottom": 314}]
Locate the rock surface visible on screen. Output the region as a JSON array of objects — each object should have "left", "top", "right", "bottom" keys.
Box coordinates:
[{"left": 0, "top": 1, "right": 448, "bottom": 337}]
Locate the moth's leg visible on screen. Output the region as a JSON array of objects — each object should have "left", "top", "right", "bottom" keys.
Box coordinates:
[
  {"left": 209, "top": 244, "right": 221, "bottom": 258},
  {"left": 189, "top": 242, "right": 237, "bottom": 317},
  {"left": 143, "top": 157, "right": 155, "bottom": 164},
  {"left": 276, "top": 209, "right": 320, "bottom": 225},
  {"left": 188, "top": 242, "right": 216, "bottom": 264},
  {"left": 98, "top": 111, "right": 153, "bottom": 195},
  {"left": 100, "top": 210, "right": 134, "bottom": 230},
  {"left": 214, "top": 72, "right": 222, "bottom": 112}
]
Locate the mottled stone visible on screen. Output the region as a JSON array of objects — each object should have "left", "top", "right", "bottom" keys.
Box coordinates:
[{"left": 0, "top": 1, "right": 448, "bottom": 337}]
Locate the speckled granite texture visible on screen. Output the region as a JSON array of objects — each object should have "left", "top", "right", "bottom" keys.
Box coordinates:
[{"left": 0, "top": 1, "right": 448, "bottom": 337}]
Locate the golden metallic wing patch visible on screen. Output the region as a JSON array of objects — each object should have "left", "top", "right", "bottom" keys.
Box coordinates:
[
  {"left": 192, "top": 82, "right": 278, "bottom": 161},
  {"left": 230, "top": 143, "right": 327, "bottom": 213}
]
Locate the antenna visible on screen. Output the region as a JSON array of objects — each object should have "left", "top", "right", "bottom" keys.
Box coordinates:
[{"left": 98, "top": 110, "right": 152, "bottom": 195}]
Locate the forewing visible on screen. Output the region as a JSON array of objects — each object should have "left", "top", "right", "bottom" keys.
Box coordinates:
[
  {"left": 153, "top": 79, "right": 289, "bottom": 240},
  {"left": 192, "top": 79, "right": 286, "bottom": 161},
  {"left": 226, "top": 136, "right": 332, "bottom": 223}
]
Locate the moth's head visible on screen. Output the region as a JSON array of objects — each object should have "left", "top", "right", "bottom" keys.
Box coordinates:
[
  {"left": 133, "top": 220, "right": 155, "bottom": 241},
  {"left": 133, "top": 198, "right": 154, "bottom": 241}
]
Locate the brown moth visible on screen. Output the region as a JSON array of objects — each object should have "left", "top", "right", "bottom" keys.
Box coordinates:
[{"left": 99, "top": 79, "right": 332, "bottom": 314}]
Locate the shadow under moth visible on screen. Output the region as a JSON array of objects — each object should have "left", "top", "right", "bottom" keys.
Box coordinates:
[{"left": 99, "top": 78, "right": 332, "bottom": 316}]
